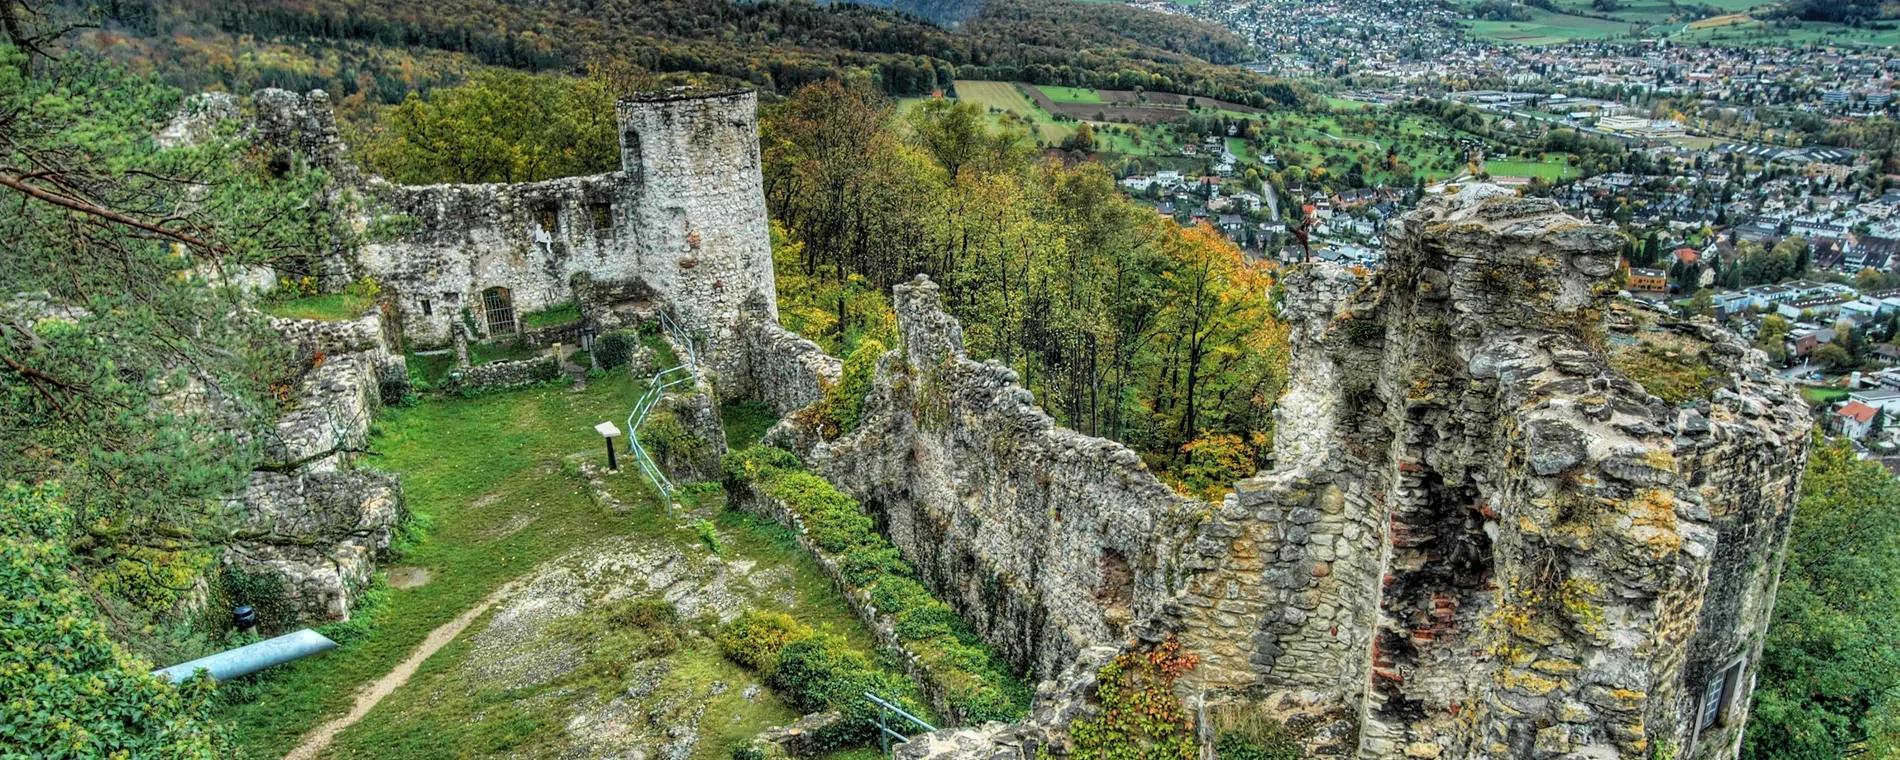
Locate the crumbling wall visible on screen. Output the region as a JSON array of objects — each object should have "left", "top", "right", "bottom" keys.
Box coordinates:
[
  {"left": 226, "top": 312, "right": 409, "bottom": 630},
  {"left": 1177, "top": 186, "right": 1808, "bottom": 759},
  {"left": 728, "top": 311, "right": 841, "bottom": 417},
  {"left": 812, "top": 276, "right": 1207, "bottom": 682},
  {"left": 217, "top": 86, "right": 774, "bottom": 377},
  {"left": 847, "top": 187, "right": 1807, "bottom": 760}
]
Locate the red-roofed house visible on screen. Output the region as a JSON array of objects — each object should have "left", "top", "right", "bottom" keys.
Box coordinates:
[
  {"left": 1672, "top": 248, "right": 1699, "bottom": 265},
  {"left": 1837, "top": 400, "right": 1879, "bottom": 439}
]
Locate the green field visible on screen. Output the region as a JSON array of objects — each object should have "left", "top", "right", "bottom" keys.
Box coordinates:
[
  {"left": 1465, "top": 8, "right": 1641, "bottom": 45},
  {"left": 1038, "top": 85, "right": 1103, "bottom": 103},
  {"left": 949, "top": 80, "right": 1075, "bottom": 145},
  {"left": 1323, "top": 96, "right": 1381, "bottom": 111},
  {"left": 1673, "top": 20, "right": 1900, "bottom": 47},
  {"left": 1483, "top": 158, "right": 1576, "bottom": 180}
]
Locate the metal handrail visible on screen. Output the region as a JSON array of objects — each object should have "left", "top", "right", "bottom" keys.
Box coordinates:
[
  {"left": 864, "top": 692, "right": 936, "bottom": 754},
  {"left": 625, "top": 310, "right": 699, "bottom": 510}
]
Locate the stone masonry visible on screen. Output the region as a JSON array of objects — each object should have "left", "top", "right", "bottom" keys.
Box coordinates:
[
  {"left": 818, "top": 186, "right": 1809, "bottom": 760},
  {"left": 224, "top": 311, "right": 409, "bottom": 630},
  {"left": 347, "top": 87, "right": 775, "bottom": 376}
]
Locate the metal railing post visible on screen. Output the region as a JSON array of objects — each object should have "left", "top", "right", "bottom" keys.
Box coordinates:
[
  {"left": 862, "top": 692, "right": 936, "bottom": 756},
  {"left": 624, "top": 309, "right": 700, "bottom": 512}
]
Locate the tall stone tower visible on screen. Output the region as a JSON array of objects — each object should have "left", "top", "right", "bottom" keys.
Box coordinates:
[{"left": 615, "top": 88, "right": 777, "bottom": 364}]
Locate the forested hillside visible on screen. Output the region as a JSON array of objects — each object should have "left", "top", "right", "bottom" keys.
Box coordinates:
[{"left": 65, "top": 0, "right": 1297, "bottom": 108}]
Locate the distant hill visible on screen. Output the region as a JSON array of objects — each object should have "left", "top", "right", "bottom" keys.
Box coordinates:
[
  {"left": 831, "top": 0, "right": 989, "bottom": 26},
  {"left": 69, "top": 0, "right": 1292, "bottom": 108}
]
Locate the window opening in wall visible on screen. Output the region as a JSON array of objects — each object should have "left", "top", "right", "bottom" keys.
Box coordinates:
[
  {"left": 1701, "top": 662, "right": 1743, "bottom": 730},
  {"left": 483, "top": 286, "right": 517, "bottom": 336},
  {"left": 421, "top": 298, "right": 433, "bottom": 316},
  {"left": 588, "top": 202, "right": 614, "bottom": 230},
  {"left": 623, "top": 129, "right": 643, "bottom": 182},
  {"left": 534, "top": 205, "right": 559, "bottom": 235}
]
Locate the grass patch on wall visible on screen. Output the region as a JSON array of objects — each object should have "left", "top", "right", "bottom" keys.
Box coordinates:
[
  {"left": 263, "top": 293, "right": 375, "bottom": 321},
  {"left": 1609, "top": 337, "right": 1715, "bottom": 406},
  {"left": 521, "top": 301, "right": 582, "bottom": 330}
]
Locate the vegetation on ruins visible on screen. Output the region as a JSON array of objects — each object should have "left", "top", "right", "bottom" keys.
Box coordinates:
[
  {"left": 1068, "top": 636, "right": 1200, "bottom": 760},
  {"left": 762, "top": 81, "right": 1290, "bottom": 491},
  {"left": 0, "top": 32, "right": 342, "bottom": 661},
  {"left": 1744, "top": 440, "right": 1900, "bottom": 760},
  {"left": 724, "top": 445, "right": 1033, "bottom": 725}
]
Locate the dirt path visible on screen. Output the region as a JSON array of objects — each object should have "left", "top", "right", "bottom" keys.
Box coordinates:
[{"left": 282, "top": 580, "right": 521, "bottom": 760}]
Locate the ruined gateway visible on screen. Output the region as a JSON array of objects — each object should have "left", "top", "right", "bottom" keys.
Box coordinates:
[{"left": 236, "top": 86, "right": 1807, "bottom": 759}]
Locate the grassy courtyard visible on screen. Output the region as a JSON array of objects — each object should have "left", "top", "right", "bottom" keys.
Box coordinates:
[{"left": 214, "top": 374, "right": 906, "bottom": 760}]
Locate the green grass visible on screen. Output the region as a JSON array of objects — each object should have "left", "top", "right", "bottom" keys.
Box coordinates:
[
  {"left": 216, "top": 375, "right": 649, "bottom": 758},
  {"left": 1674, "top": 20, "right": 1900, "bottom": 47},
  {"left": 1322, "top": 96, "right": 1380, "bottom": 111},
  {"left": 1803, "top": 386, "right": 1851, "bottom": 405},
  {"left": 520, "top": 300, "right": 582, "bottom": 330},
  {"left": 1464, "top": 8, "right": 1639, "bottom": 45},
  {"left": 406, "top": 352, "right": 456, "bottom": 386},
  {"left": 263, "top": 293, "right": 375, "bottom": 321},
  {"left": 720, "top": 401, "right": 780, "bottom": 450},
  {"left": 1038, "top": 85, "right": 1102, "bottom": 103},
  {"left": 949, "top": 80, "right": 1074, "bottom": 146},
  {"left": 218, "top": 374, "right": 906, "bottom": 760},
  {"left": 1482, "top": 158, "right": 1575, "bottom": 180}
]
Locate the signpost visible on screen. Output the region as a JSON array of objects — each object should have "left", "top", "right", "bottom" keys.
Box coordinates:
[{"left": 595, "top": 421, "right": 623, "bottom": 471}]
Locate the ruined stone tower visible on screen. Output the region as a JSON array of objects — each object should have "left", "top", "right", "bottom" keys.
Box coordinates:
[
  {"left": 614, "top": 88, "right": 777, "bottom": 349},
  {"left": 350, "top": 87, "right": 773, "bottom": 368},
  {"left": 1167, "top": 185, "right": 1808, "bottom": 759}
]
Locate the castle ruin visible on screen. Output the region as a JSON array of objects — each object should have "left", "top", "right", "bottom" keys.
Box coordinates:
[{"left": 215, "top": 86, "right": 1808, "bottom": 760}]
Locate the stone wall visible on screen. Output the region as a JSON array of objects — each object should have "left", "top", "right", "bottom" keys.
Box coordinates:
[
  {"left": 227, "top": 311, "right": 409, "bottom": 630},
  {"left": 728, "top": 311, "right": 841, "bottom": 417},
  {"left": 803, "top": 186, "right": 1807, "bottom": 760},
  {"left": 344, "top": 87, "right": 772, "bottom": 379},
  {"left": 1170, "top": 186, "right": 1809, "bottom": 759},
  {"left": 812, "top": 276, "right": 1207, "bottom": 682},
  {"left": 456, "top": 354, "right": 562, "bottom": 394}
]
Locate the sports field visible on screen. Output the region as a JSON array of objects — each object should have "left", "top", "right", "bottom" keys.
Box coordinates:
[{"left": 1483, "top": 158, "right": 1575, "bottom": 180}]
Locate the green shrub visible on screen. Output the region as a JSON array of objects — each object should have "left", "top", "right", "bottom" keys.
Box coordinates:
[
  {"left": 841, "top": 546, "right": 911, "bottom": 586},
  {"left": 1216, "top": 729, "right": 1307, "bottom": 760},
  {"left": 722, "top": 446, "right": 1032, "bottom": 726},
  {"left": 724, "top": 446, "right": 800, "bottom": 482},
  {"left": 802, "top": 338, "right": 885, "bottom": 439},
  {"left": 717, "top": 610, "right": 813, "bottom": 673},
  {"left": 606, "top": 598, "right": 679, "bottom": 631},
  {"left": 694, "top": 519, "right": 724, "bottom": 554},
  {"left": 0, "top": 482, "right": 237, "bottom": 759},
  {"left": 731, "top": 748, "right": 765, "bottom": 760},
  {"left": 595, "top": 330, "right": 637, "bottom": 370}
]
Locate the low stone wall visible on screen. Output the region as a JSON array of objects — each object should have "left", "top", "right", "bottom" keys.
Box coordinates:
[
  {"left": 227, "top": 311, "right": 411, "bottom": 629},
  {"left": 226, "top": 470, "right": 405, "bottom": 628},
  {"left": 457, "top": 354, "right": 561, "bottom": 393}
]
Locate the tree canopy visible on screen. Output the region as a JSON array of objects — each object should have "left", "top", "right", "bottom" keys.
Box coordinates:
[{"left": 1744, "top": 440, "right": 1900, "bottom": 760}]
